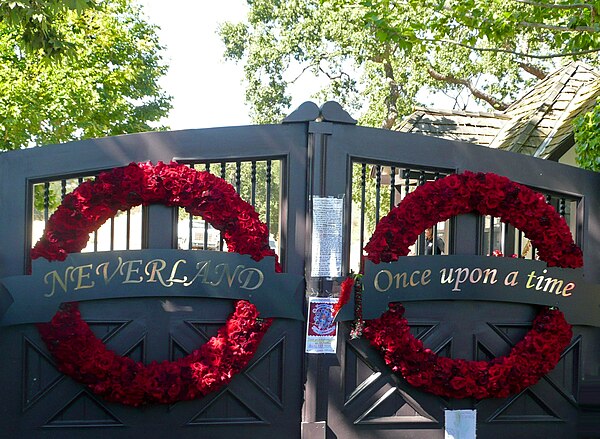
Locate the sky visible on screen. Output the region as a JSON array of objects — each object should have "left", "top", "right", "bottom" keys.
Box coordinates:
[
  {"left": 136, "top": 0, "right": 253, "bottom": 130},
  {"left": 135, "top": 0, "right": 469, "bottom": 132}
]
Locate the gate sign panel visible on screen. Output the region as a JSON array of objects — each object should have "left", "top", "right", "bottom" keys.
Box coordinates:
[
  {"left": 0, "top": 249, "right": 304, "bottom": 325},
  {"left": 353, "top": 256, "right": 600, "bottom": 327}
]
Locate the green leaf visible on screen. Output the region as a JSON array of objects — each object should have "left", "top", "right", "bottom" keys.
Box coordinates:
[{"left": 0, "top": 0, "right": 172, "bottom": 151}]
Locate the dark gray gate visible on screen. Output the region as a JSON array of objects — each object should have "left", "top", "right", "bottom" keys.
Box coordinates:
[
  {"left": 297, "top": 114, "right": 600, "bottom": 439},
  {"left": 0, "top": 103, "right": 599, "bottom": 439},
  {"left": 0, "top": 124, "right": 308, "bottom": 439}
]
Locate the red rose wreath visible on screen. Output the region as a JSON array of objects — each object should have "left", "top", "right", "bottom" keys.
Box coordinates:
[
  {"left": 32, "top": 162, "right": 278, "bottom": 406},
  {"left": 338, "top": 171, "right": 582, "bottom": 399}
]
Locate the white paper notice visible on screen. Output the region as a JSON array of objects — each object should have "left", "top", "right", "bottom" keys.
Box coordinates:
[
  {"left": 445, "top": 410, "right": 476, "bottom": 439},
  {"left": 311, "top": 196, "right": 344, "bottom": 278},
  {"left": 305, "top": 297, "right": 338, "bottom": 354}
]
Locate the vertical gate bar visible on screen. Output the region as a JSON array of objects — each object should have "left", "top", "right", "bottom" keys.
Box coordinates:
[
  {"left": 401, "top": 168, "right": 410, "bottom": 252},
  {"left": 188, "top": 212, "right": 193, "bottom": 250},
  {"left": 419, "top": 170, "right": 425, "bottom": 187},
  {"left": 389, "top": 166, "right": 396, "bottom": 210},
  {"left": 126, "top": 209, "right": 131, "bottom": 250},
  {"left": 432, "top": 223, "right": 438, "bottom": 255},
  {"left": 204, "top": 162, "right": 210, "bottom": 249},
  {"left": 559, "top": 197, "right": 566, "bottom": 217},
  {"left": 359, "top": 163, "right": 367, "bottom": 272},
  {"left": 502, "top": 222, "right": 514, "bottom": 256},
  {"left": 489, "top": 216, "right": 495, "bottom": 255},
  {"left": 110, "top": 216, "right": 115, "bottom": 251},
  {"left": 375, "top": 165, "right": 381, "bottom": 224},
  {"left": 91, "top": 179, "right": 97, "bottom": 250},
  {"left": 186, "top": 164, "right": 194, "bottom": 250},
  {"left": 235, "top": 161, "right": 242, "bottom": 194},
  {"left": 418, "top": 171, "right": 426, "bottom": 254},
  {"left": 266, "top": 160, "right": 272, "bottom": 234},
  {"left": 251, "top": 160, "right": 257, "bottom": 206},
  {"left": 435, "top": 173, "right": 441, "bottom": 254},
  {"left": 220, "top": 162, "right": 227, "bottom": 251},
  {"left": 518, "top": 229, "right": 523, "bottom": 257},
  {"left": 43, "top": 182, "right": 50, "bottom": 223},
  {"left": 61, "top": 179, "right": 66, "bottom": 201}
]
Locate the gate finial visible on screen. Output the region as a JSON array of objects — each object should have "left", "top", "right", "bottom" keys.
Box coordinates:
[{"left": 283, "top": 101, "right": 357, "bottom": 124}]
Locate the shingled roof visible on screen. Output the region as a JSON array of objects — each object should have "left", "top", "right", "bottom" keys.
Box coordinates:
[{"left": 397, "top": 62, "right": 600, "bottom": 160}]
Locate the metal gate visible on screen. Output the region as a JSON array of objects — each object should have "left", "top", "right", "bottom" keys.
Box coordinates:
[
  {"left": 0, "top": 124, "right": 308, "bottom": 439},
  {"left": 295, "top": 104, "right": 599, "bottom": 439},
  {"left": 0, "top": 102, "right": 599, "bottom": 439}
]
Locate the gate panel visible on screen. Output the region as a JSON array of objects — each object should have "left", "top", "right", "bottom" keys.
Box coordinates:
[
  {"left": 305, "top": 122, "right": 600, "bottom": 439},
  {"left": 0, "top": 124, "right": 308, "bottom": 438}
]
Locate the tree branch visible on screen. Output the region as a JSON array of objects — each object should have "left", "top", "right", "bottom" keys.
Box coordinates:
[
  {"left": 427, "top": 67, "right": 510, "bottom": 110},
  {"left": 518, "top": 21, "right": 599, "bottom": 33},
  {"left": 289, "top": 63, "right": 318, "bottom": 83},
  {"left": 518, "top": 62, "right": 547, "bottom": 79},
  {"left": 513, "top": 0, "right": 596, "bottom": 14},
  {"left": 318, "top": 65, "right": 351, "bottom": 81},
  {"left": 422, "top": 37, "right": 600, "bottom": 59},
  {"left": 382, "top": 55, "right": 400, "bottom": 129}
]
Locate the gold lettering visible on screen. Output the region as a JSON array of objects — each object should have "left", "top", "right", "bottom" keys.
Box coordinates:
[
  {"left": 542, "top": 277, "right": 564, "bottom": 294},
  {"left": 183, "top": 260, "right": 211, "bottom": 286},
  {"left": 562, "top": 282, "right": 575, "bottom": 297},
  {"left": 374, "top": 270, "right": 392, "bottom": 292},
  {"left": 504, "top": 271, "right": 519, "bottom": 286},
  {"left": 43, "top": 267, "right": 74, "bottom": 297},
  {"left": 409, "top": 270, "right": 421, "bottom": 287},
  {"left": 452, "top": 268, "right": 469, "bottom": 292},
  {"left": 526, "top": 270, "right": 536, "bottom": 288},
  {"left": 535, "top": 269, "right": 548, "bottom": 290},
  {"left": 144, "top": 259, "right": 170, "bottom": 287},
  {"left": 121, "top": 260, "right": 143, "bottom": 284},
  {"left": 421, "top": 269, "right": 431, "bottom": 285},
  {"left": 469, "top": 268, "right": 482, "bottom": 283},
  {"left": 71, "top": 264, "right": 95, "bottom": 290},
  {"left": 96, "top": 257, "right": 123, "bottom": 285},
  {"left": 238, "top": 268, "right": 264, "bottom": 290},
  {"left": 482, "top": 268, "right": 498, "bottom": 284},
  {"left": 440, "top": 268, "right": 454, "bottom": 285},
  {"left": 525, "top": 269, "right": 573, "bottom": 297},
  {"left": 210, "top": 263, "right": 244, "bottom": 287},
  {"left": 394, "top": 272, "right": 408, "bottom": 288},
  {"left": 167, "top": 259, "right": 188, "bottom": 284}
]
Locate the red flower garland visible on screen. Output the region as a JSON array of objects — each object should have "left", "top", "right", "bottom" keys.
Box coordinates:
[
  {"left": 33, "top": 162, "right": 278, "bottom": 406},
  {"left": 359, "top": 171, "right": 581, "bottom": 399}
]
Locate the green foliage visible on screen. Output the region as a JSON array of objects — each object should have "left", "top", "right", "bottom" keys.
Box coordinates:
[
  {"left": 220, "top": 0, "right": 600, "bottom": 127},
  {"left": 0, "top": 0, "right": 99, "bottom": 57},
  {"left": 574, "top": 103, "right": 600, "bottom": 172},
  {"left": 0, "top": 0, "right": 171, "bottom": 150}
]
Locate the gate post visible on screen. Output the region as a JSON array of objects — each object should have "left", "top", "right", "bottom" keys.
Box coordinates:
[{"left": 284, "top": 102, "right": 357, "bottom": 439}]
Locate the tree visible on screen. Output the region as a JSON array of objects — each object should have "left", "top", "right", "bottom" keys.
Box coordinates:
[
  {"left": 0, "top": 0, "right": 100, "bottom": 57},
  {"left": 574, "top": 103, "right": 600, "bottom": 172},
  {"left": 220, "top": 0, "right": 600, "bottom": 170},
  {"left": 0, "top": 0, "right": 171, "bottom": 150}
]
